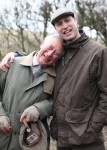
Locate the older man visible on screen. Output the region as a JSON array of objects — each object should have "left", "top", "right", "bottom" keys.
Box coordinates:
[{"left": 0, "top": 34, "right": 63, "bottom": 150}]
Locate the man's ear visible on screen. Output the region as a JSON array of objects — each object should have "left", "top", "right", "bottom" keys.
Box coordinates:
[{"left": 74, "top": 17, "right": 77, "bottom": 24}]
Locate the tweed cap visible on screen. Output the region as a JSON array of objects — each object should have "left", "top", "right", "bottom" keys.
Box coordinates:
[
  {"left": 19, "top": 121, "right": 47, "bottom": 150},
  {"left": 51, "top": 8, "right": 74, "bottom": 25}
]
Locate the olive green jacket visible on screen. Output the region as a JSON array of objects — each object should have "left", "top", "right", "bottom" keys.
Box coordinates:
[{"left": 0, "top": 52, "right": 56, "bottom": 150}]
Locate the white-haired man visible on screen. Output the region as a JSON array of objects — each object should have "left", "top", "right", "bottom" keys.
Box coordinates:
[{"left": 0, "top": 34, "right": 63, "bottom": 150}]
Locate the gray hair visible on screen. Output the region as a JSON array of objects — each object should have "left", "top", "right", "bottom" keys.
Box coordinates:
[{"left": 43, "top": 34, "right": 59, "bottom": 43}]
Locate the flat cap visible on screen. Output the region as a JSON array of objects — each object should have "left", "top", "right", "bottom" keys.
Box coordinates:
[
  {"left": 51, "top": 8, "right": 74, "bottom": 25},
  {"left": 19, "top": 121, "right": 47, "bottom": 150}
]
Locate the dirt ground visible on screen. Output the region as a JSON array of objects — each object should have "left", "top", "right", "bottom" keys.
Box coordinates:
[
  {"left": 103, "top": 127, "right": 107, "bottom": 150},
  {"left": 50, "top": 139, "right": 56, "bottom": 150}
]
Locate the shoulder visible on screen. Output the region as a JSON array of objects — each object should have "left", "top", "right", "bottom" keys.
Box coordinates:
[
  {"left": 12, "top": 56, "right": 26, "bottom": 66},
  {"left": 84, "top": 39, "right": 107, "bottom": 55},
  {"left": 87, "top": 39, "right": 107, "bottom": 50}
]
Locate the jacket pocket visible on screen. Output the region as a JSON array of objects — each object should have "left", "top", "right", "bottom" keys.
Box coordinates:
[
  {"left": 89, "top": 121, "right": 103, "bottom": 134},
  {"left": 65, "top": 108, "right": 93, "bottom": 136},
  {"left": 65, "top": 107, "right": 103, "bottom": 145}
]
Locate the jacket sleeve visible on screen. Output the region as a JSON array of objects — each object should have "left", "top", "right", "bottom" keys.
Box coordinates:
[
  {"left": 0, "top": 69, "right": 8, "bottom": 115},
  {"left": 33, "top": 96, "right": 53, "bottom": 120},
  {"left": 92, "top": 47, "right": 107, "bottom": 125}
]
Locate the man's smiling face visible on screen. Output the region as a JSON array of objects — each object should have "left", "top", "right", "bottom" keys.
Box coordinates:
[
  {"left": 54, "top": 16, "right": 80, "bottom": 42},
  {"left": 36, "top": 35, "right": 63, "bottom": 66}
]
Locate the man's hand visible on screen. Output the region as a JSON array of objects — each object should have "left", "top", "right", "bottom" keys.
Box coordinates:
[
  {"left": 0, "top": 116, "right": 11, "bottom": 134},
  {"left": 20, "top": 106, "right": 40, "bottom": 123},
  {"left": 0, "top": 52, "right": 15, "bottom": 71}
]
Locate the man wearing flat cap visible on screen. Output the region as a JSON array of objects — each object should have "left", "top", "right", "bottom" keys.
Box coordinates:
[
  {"left": 50, "top": 7, "right": 107, "bottom": 150},
  {"left": 51, "top": 8, "right": 74, "bottom": 25}
]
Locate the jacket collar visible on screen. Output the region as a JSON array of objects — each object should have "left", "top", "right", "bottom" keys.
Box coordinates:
[
  {"left": 20, "top": 51, "right": 36, "bottom": 66},
  {"left": 63, "top": 30, "right": 89, "bottom": 50},
  {"left": 19, "top": 51, "right": 56, "bottom": 77}
]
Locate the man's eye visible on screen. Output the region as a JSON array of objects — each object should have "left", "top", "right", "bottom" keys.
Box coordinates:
[
  {"left": 48, "top": 46, "right": 52, "bottom": 50},
  {"left": 65, "top": 19, "right": 69, "bottom": 22},
  {"left": 56, "top": 22, "right": 61, "bottom": 27},
  {"left": 54, "top": 51, "right": 60, "bottom": 56}
]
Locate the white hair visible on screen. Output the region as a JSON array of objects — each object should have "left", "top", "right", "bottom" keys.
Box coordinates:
[{"left": 43, "top": 34, "right": 59, "bottom": 43}]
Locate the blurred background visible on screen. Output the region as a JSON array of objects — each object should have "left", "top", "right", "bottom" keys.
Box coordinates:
[{"left": 0, "top": 0, "right": 107, "bottom": 58}]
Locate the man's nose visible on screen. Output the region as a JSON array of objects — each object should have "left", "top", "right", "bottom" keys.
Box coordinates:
[
  {"left": 47, "top": 50, "right": 54, "bottom": 57},
  {"left": 62, "top": 22, "right": 68, "bottom": 28}
]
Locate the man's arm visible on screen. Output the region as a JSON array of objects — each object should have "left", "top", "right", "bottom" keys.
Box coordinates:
[
  {"left": 33, "top": 98, "right": 53, "bottom": 119},
  {"left": 0, "top": 69, "right": 11, "bottom": 133},
  {"left": 0, "top": 52, "right": 15, "bottom": 71},
  {"left": 20, "top": 98, "right": 53, "bottom": 123},
  {"left": 92, "top": 47, "right": 107, "bottom": 132},
  {"left": 0, "top": 52, "right": 27, "bottom": 71}
]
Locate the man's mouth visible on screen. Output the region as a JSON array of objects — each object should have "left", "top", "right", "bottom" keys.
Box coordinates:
[{"left": 63, "top": 29, "right": 72, "bottom": 34}]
